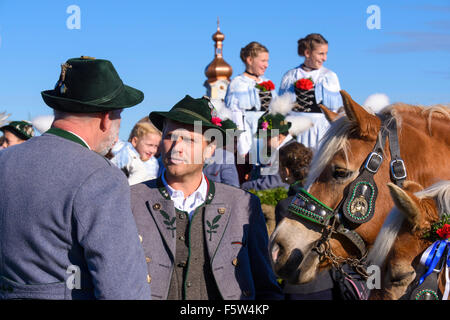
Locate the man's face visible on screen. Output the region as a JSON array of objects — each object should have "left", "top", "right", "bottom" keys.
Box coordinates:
[
  {"left": 1, "top": 130, "right": 26, "bottom": 148},
  {"left": 97, "top": 110, "right": 122, "bottom": 156},
  {"left": 161, "top": 120, "right": 215, "bottom": 179},
  {"left": 131, "top": 133, "right": 161, "bottom": 162}
]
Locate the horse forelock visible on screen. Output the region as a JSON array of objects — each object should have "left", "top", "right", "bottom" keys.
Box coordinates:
[
  {"left": 305, "top": 116, "right": 357, "bottom": 189},
  {"left": 305, "top": 111, "right": 394, "bottom": 189},
  {"left": 367, "top": 207, "right": 405, "bottom": 268},
  {"left": 414, "top": 180, "right": 450, "bottom": 218}
]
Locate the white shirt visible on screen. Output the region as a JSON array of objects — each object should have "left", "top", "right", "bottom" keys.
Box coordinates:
[
  {"left": 279, "top": 65, "right": 343, "bottom": 150},
  {"left": 278, "top": 65, "right": 342, "bottom": 112},
  {"left": 161, "top": 168, "right": 208, "bottom": 219}
]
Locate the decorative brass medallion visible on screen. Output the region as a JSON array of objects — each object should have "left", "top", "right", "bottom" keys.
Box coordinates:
[{"left": 350, "top": 195, "right": 368, "bottom": 216}]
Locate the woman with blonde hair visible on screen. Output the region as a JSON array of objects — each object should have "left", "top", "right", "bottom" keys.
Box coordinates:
[{"left": 225, "top": 41, "right": 276, "bottom": 159}]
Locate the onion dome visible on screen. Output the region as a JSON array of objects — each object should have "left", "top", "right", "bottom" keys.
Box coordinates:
[{"left": 205, "top": 18, "right": 232, "bottom": 83}]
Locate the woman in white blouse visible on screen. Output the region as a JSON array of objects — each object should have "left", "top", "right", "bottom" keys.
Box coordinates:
[
  {"left": 225, "top": 41, "right": 276, "bottom": 158},
  {"left": 279, "top": 33, "right": 343, "bottom": 150}
]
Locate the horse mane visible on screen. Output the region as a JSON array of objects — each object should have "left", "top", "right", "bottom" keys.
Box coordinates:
[
  {"left": 390, "top": 103, "right": 450, "bottom": 136},
  {"left": 305, "top": 103, "right": 450, "bottom": 190},
  {"left": 305, "top": 115, "right": 357, "bottom": 189},
  {"left": 367, "top": 180, "right": 450, "bottom": 268}
]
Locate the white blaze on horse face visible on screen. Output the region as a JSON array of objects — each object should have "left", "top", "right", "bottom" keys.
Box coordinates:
[{"left": 270, "top": 216, "right": 323, "bottom": 284}]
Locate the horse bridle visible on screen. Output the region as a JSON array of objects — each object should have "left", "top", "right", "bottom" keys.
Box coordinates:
[{"left": 287, "top": 114, "right": 407, "bottom": 278}]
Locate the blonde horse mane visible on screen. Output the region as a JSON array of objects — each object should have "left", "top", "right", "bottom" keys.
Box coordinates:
[
  {"left": 305, "top": 103, "right": 450, "bottom": 190},
  {"left": 303, "top": 101, "right": 449, "bottom": 268},
  {"left": 304, "top": 115, "right": 357, "bottom": 190}
]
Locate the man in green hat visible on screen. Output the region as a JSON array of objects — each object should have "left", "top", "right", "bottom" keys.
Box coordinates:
[
  {"left": 0, "top": 57, "right": 151, "bottom": 300},
  {"left": 241, "top": 112, "right": 295, "bottom": 191},
  {"left": 0, "top": 120, "right": 35, "bottom": 148},
  {"left": 130, "top": 95, "right": 283, "bottom": 300}
]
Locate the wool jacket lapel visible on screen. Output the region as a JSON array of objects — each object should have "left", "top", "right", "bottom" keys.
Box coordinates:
[
  {"left": 145, "top": 177, "right": 177, "bottom": 258},
  {"left": 204, "top": 201, "right": 231, "bottom": 263}
]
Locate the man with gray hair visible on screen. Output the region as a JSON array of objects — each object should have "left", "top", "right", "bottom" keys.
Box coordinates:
[{"left": 0, "top": 57, "right": 151, "bottom": 300}]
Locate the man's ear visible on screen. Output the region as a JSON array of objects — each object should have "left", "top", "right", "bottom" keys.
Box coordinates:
[
  {"left": 99, "top": 111, "right": 112, "bottom": 132},
  {"left": 204, "top": 140, "right": 217, "bottom": 160}
]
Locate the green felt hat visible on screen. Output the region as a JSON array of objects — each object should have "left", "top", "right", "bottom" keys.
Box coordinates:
[
  {"left": 150, "top": 95, "right": 226, "bottom": 134},
  {"left": 218, "top": 119, "right": 244, "bottom": 147},
  {"left": 0, "top": 120, "right": 35, "bottom": 140},
  {"left": 41, "top": 57, "right": 144, "bottom": 113},
  {"left": 221, "top": 119, "right": 237, "bottom": 131},
  {"left": 256, "top": 113, "right": 291, "bottom": 137}
]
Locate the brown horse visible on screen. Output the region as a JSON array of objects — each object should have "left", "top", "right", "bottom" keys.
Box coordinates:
[
  {"left": 369, "top": 180, "right": 450, "bottom": 299},
  {"left": 269, "top": 90, "right": 450, "bottom": 286}
]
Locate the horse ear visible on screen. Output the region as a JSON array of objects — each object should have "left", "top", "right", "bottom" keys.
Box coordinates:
[
  {"left": 402, "top": 181, "right": 424, "bottom": 193},
  {"left": 319, "top": 104, "right": 339, "bottom": 123},
  {"left": 340, "top": 90, "right": 381, "bottom": 140},
  {"left": 387, "top": 182, "right": 422, "bottom": 230}
]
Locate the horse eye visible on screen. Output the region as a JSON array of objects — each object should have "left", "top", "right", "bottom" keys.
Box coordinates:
[{"left": 332, "top": 167, "right": 353, "bottom": 180}]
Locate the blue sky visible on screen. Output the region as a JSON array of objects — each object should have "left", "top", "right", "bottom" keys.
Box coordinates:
[{"left": 0, "top": 0, "right": 449, "bottom": 140}]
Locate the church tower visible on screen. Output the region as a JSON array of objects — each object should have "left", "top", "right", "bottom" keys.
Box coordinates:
[{"left": 204, "top": 18, "right": 232, "bottom": 101}]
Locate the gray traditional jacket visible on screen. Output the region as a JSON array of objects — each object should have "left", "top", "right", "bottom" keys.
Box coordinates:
[
  {"left": 0, "top": 130, "right": 151, "bottom": 300},
  {"left": 130, "top": 177, "right": 283, "bottom": 300}
]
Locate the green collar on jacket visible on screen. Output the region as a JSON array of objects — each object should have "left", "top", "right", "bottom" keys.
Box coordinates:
[{"left": 45, "top": 127, "right": 89, "bottom": 149}]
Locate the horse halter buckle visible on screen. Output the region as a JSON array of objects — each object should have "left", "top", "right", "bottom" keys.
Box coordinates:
[
  {"left": 390, "top": 159, "right": 407, "bottom": 180},
  {"left": 364, "top": 152, "right": 383, "bottom": 174}
]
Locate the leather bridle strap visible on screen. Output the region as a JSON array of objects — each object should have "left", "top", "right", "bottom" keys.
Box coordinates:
[
  {"left": 335, "top": 224, "right": 367, "bottom": 258},
  {"left": 385, "top": 118, "right": 407, "bottom": 187}
]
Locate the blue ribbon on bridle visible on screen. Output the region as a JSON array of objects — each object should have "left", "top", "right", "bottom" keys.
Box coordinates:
[{"left": 419, "top": 239, "right": 450, "bottom": 293}]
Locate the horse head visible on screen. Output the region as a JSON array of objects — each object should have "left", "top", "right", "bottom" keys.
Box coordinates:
[
  {"left": 270, "top": 91, "right": 450, "bottom": 286},
  {"left": 371, "top": 180, "right": 450, "bottom": 300}
]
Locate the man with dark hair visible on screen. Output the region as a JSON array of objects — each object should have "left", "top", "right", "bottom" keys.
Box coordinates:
[
  {"left": 0, "top": 120, "right": 34, "bottom": 148},
  {"left": 0, "top": 57, "right": 151, "bottom": 300},
  {"left": 130, "top": 95, "right": 282, "bottom": 300}
]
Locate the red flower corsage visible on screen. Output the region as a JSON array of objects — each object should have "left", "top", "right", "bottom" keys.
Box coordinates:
[
  {"left": 255, "top": 80, "right": 275, "bottom": 92},
  {"left": 436, "top": 224, "right": 450, "bottom": 239},
  {"left": 295, "top": 78, "right": 314, "bottom": 91}
]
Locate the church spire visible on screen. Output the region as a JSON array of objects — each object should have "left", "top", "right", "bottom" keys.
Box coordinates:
[{"left": 205, "top": 18, "right": 232, "bottom": 84}]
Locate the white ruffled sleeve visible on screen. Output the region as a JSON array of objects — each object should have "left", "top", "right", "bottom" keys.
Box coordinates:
[
  {"left": 278, "top": 70, "right": 297, "bottom": 103},
  {"left": 315, "top": 70, "right": 343, "bottom": 111}
]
